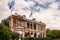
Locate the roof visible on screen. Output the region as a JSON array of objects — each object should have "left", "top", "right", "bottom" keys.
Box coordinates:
[{"left": 7, "top": 13, "right": 46, "bottom": 26}]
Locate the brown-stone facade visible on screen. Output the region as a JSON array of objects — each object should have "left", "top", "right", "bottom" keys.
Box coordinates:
[{"left": 7, "top": 13, "right": 46, "bottom": 38}]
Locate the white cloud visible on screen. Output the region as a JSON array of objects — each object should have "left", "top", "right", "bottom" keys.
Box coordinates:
[
  {"left": 39, "top": 9, "right": 60, "bottom": 30},
  {"left": 0, "top": 0, "right": 11, "bottom": 22},
  {"left": 31, "top": 6, "right": 60, "bottom": 30},
  {"left": 0, "top": 0, "right": 60, "bottom": 30},
  {"left": 49, "top": 2, "right": 59, "bottom": 9},
  {"left": 15, "top": 0, "right": 35, "bottom": 8},
  {"left": 34, "top": 0, "right": 55, "bottom": 4}
]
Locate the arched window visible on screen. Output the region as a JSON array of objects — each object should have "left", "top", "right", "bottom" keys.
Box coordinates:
[
  {"left": 40, "top": 33, "right": 42, "bottom": 38},
  {"left": 30, "top": 24, "right": 32, "bottom": 29},
  {"left": 34, "top": 33, "right": 36, "bottom": 37},
  {"left": 31, "top": 32, "right": 33, "bottom": 35},
  {"left": 27, "top": 32, "right": 30, "bottom": 35},
  {"left": 25, "top": 32, "right": 30, "bottom": 37},
  {"left": 34, "top": 24, "right": 36, "bottom": 30},
  {"left": 27, "top": 23, "right": 30, "bottom": 29}
]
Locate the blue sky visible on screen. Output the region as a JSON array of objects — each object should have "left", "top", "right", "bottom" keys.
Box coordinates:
[{"left": 0, "top": 0, "right": 60, "bottom": 30}]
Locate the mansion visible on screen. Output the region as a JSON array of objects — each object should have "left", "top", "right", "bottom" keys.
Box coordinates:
[{"left": 7, "top": 13, "right": 46, "bottom": 39}]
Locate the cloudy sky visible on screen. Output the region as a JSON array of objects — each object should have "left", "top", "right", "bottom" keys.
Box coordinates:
[{"left": 0, "top": 0, "right": 60, "bottom": 30}]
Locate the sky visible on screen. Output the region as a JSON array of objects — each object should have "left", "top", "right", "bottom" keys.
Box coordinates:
[{"left": 0, "top": 0, "right": 60, "bottom": 30}]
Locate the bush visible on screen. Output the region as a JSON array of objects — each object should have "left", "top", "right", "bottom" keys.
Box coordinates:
[
  {"left": 0, "top": 23, "right": 12, "bottom": 40},
  {"left": 12, "top": 32, "right": 20, "bottom": 40},
  {"left": 24, "top": 37, "right": 53, "bottom": 40},
  {"left": 24, "top": 37, "right": 35, "bottom": 40}
]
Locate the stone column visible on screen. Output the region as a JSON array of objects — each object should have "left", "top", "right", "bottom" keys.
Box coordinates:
[
  {"left": 22, "top": 31, "right": 24, "bottom": 40},
  {"left": 37, "top": 32, "right": 39, "bottom": 38},
  {"left": 11, "top": 18, "right": 14, "bottom": 31}
]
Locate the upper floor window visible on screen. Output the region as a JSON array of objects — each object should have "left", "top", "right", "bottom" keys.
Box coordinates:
[
  {"left": 18, "top": 21, "right": 22, "bottom": 26},
  {"left": 30, "top": 24, "right": 32, "bottom": 29},
  {"left": 34, "top": 24, "right": 36, "bottom": 30},
  {"left": 27, "top": 23, "right": 30, "bottom": 29},
  {"left": 41, "top": 26, "right": 44, "bottom": 31}
]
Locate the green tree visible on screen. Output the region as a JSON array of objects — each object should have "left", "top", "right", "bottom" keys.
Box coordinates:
[
  {"left": 12, "top": 32, "right": 20, "bottom": 40},
  {"left": 0, "top": 23, "right": 12, "bottom": 40},
  {"left": 46, "top": 28, "right": 56, "bottom": 38},
  {"left": 2, "top": 19, "right": 9, "bottom": 27},
  {"left": 46, "top": 28, "right": 60, "bottom": 39},
  {"left": 51, "top": 30, "right": 60, "bottom": 38},
  {"left": 1, "top": 19, "right": 20, "bottom": 40},
  {"left": 24, "top": 37, "right": 35, "bottom": 40},
  {"left": 46, "top": 28, "right": 51, "bottom": 37}
]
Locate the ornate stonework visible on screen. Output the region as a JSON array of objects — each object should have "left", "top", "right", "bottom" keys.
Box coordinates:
[{"left": 7, "top": 13, "right": 46, "bottom": 38}]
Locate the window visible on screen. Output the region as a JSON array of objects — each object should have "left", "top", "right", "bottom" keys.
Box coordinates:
[
  {"left": 34, "top": 24, "right": 36, "bottom": 30},
  {"left": 18, "top": 21, "right": 22, "bottom": 26},
  {"left": 34, "top": 33, "right": 36, "bottom": 37},
  {"left": 41, "top": 26, "right": 43, "bottom": 30},
  {"left": 40, "top": 33, "right": 42, "bottom": 38},
  {"left": 27, "top": 23, "right": 29, "bottom": 28},
  {"left": 30, "top": 24, "right": 32, "bottom": 29},
  {"left": 27, "top": 23, "right": 33, "bottom": 29},
  {"left": 43, "top": 33, "right": 45, "bottom": 38},
  {"left": 31, "top": 32, "right": 33, "bottom": 35},
  {"left": 27, "top": 32, "right": 30, "bottom": 35}
]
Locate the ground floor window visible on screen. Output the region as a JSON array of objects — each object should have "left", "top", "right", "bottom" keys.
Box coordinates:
[
  {"left": 19, "top": 34, "right": 23, "bottom": 40},
  {"left": 34, "top": 33, "right": 36, "bottom": 37},
  {"left": 25, "top": 32, "right": 30, "bottom": 37}
]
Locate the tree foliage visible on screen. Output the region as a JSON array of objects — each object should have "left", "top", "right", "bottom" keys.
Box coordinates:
[
  {"left": 1, "top": 19, "right": 20, "bottom": 40},
  {"left": 24, "top": 37, "right": 35, "bottom": 40},
  {"left": 1, "top": 19, "right": 9, "bottom": 27},
  {"left": 46, "top": 28, "right": 60, "bottom": 38},
  {"left": 0, "top": 23, "right": 12, "bottom": 40},
  {"left": 12, "top": 32, "right": 20, "bottom": 40}
]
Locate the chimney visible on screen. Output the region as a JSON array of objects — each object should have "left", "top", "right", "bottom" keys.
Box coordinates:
[
  {"left": 23, "top": 15, "right": 26, "bottom": 19},
  {"left": 32, "top": 18, "right": 36, "bottom": 21},
  {"left": 14, "top": 13, "right": 18, "bottom": 15}
]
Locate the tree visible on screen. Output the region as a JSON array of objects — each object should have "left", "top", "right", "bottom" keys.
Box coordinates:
[
  {"left": 24, "top": 37, "right": 35, "bottom": 40},
  {"left": 46, "top": 28, "right": 51, "bottom": 37},
  {"left": 51, "top": 30, "right": 60, "bottom": 38},
  {"left": 2, "top": 19, "right": 9, "bottom": 27},
  {"left": 46, "top": 28, "right": 56, "bottom": 38},
  {"left": 0, "top": 23, "right": 12, "bottom": 40},
  {"left": 1, "top": 19, "right": 20, "bottom": 40},
  {"left": 46, "top": 28, "right": 60, "bottom": 39},
  {"left": 12, "top": 32, "right": 20, "bottom": 40}
]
